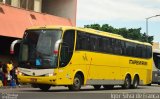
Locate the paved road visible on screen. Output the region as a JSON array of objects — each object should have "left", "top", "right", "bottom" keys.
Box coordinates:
[{"left": 0, "top": 85, "right": 160, "bottom": 99}]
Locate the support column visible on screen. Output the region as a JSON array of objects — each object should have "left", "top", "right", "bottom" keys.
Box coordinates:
[
  {"left": 34, "top": 0, "right": 42, "bottom": 12},
  {"left": 11, "top": 0, "right": 20, "bottom": 7}
]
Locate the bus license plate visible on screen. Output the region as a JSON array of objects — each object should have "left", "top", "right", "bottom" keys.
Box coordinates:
[{"left": 30, "top": 78, "right": 37, "bottom": 82}]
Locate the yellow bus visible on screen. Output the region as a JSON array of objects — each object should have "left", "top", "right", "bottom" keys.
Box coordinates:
[{"left": 11, "top": 26, "right": 152, "bottom": 91}]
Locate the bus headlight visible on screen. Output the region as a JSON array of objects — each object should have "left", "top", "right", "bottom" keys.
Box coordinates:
[
  {"left": 18, "top": 72, "right": 24, "bottom": 76},
  {"left": 45, "top": 73, "right": 53, "bottom": 76}
]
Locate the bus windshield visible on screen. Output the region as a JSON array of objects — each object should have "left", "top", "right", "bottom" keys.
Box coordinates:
[{"left": 19, "top": 29, "right": 62, "bottom": 69}]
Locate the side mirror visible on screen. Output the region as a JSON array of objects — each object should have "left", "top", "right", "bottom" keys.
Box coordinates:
[
  {"left": 10, "top": 40, "right": 22, "bottom": 54},
  {"left": 54, "top": 39, "right": 62, "bottom": 54}
]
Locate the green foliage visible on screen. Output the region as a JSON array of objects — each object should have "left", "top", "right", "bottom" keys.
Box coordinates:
[
  {"left": 84, "top": 24, "right": 101, "bottom": 30},
  {"left": 84, "top": 24, "right": 153, "bottom": 44}
]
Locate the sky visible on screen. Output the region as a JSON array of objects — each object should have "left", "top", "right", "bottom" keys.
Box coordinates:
[{"left": 76, "top": 0, "right": 160, "bottom": 42}]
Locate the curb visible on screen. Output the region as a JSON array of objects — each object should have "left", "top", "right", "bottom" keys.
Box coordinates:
[{"left": 0, "top": 85, "right": 31, "bottom": 89}]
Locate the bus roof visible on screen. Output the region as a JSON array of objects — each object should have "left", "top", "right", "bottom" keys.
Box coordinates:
[{"left": 27, "top": 26, "right": 152, "bottom": 46}]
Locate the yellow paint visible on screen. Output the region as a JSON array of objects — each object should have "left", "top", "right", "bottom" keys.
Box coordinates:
[{"left": 18, "top": 26, "right": 152, "bottom": 86}]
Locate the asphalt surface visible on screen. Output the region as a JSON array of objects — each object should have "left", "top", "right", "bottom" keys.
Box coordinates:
[{"left": 0, "top": 85, "right": 160, "bottom": 99}]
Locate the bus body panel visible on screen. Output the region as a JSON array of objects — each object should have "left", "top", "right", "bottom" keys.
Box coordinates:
[
  {"left": 72, "top": 51, "right": 152, "bottom": 85},
  {"left": 14, "top": 26, "right": 152, "bottom": 88}
]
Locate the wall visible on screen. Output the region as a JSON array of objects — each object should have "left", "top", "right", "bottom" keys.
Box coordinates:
[
  {"left": 42, "top": 0, "right": 77, "bottom": 26},
  {"left": 0, "top": 0, "right": 77, "bottom": 26}
]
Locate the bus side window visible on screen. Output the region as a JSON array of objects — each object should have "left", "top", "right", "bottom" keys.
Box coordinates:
[
  {"left": 114, "top": 39, "right": 122, "bottom": 55},
  {"left": 76, "top": 31, "right": 90, "bottom": 51},
  {"left": 102, "top": 38, "right": 106, "bottom": 52},
  {"left": 135, "top": 44, "right": 143, "bottom": 58},
  {"left": 60, "top": 30, "right": 75, "bottom": 67},
  {"left": 146, "top": 46, "right": 152, "bottom": 58},
  {"left": 142, "top": 45, "right": 146, "bottom": 58},
  {"left": 105, "top": 37, "right": 112, "bottom": 53},
  {"left": 98, "top": 37, "right": 103, "bottom": 52},
  {"left": 121, "top": 41, "right": 126, "bottom": 55},
  {"left": 90, "top": 35, "right": 97, "bottom": 51}
]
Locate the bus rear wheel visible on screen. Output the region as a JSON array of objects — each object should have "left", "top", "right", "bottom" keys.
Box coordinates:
[
  {"left": 122, "top": 75, "right": 131, "bottom": 89},
  {"left": 38, "top": 84, "right": 51, "bottom": 91},
  {"left": 93, "top": 85, "right": 101, "bottom": 90},
  {"left": 131, "top": 76, "right": 139, "bottom": 89},
  {"left": 68, "top": 74, "right": 82, "bottom": 91}
]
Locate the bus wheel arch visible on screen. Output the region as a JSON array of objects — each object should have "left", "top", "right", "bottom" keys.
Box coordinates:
[
  {"left": 75, "top": 71, "right": 85, "bottom": 85},
  {"left": 122, "top": 74, "right": 131, "bottom": 89},
  {"left": 131, "top": 74, "right": 139, "bottom": 89},
  {"left": 68, "top": 71, "right": 84, "bottom": 91}
]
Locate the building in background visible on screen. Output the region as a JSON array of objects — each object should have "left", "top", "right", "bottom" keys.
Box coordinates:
[
  {"left": 0, "top": 0, "right": 76, "bottom": 26},
  {"left": 153, "top": 42, "right": 160, "bottom": 50},
  {"left": 0, "top": 0, "right": 77, "bottom": 62}
]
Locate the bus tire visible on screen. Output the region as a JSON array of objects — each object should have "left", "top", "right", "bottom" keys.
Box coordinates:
[
  {"left": 31, "top": 84, "right": 38, "bottom": 88},
  {"left": 147, "top": 83, "right": 151, "bottom": 86},
  {"left": 131, "top": 76, "right": 139, "bottom": 89},
  {"left": 122, "top": 75, "right": 131, "bottom": 89},
  {"left": 38, "top": 84, "right": 51, "bottom": 91},
  {"left": 93, "top": 85, "right": 101, "bottom": 90},
  {"left": 103, "top": 85, "right": 114, "bottom": 89},
  {"left": 68, "top": 74, "right": 82, "bottom": 91}
]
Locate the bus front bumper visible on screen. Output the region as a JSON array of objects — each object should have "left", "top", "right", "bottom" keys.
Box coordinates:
[{"left": 18, "top": 75, "right": 57, "bottom": 85}]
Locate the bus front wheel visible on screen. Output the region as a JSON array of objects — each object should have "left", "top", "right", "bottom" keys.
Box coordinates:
[
  {"left": 38, "top": 84, "right": 51, "bottom": 91},
  {"left": 68, "top": 74, "right": 82, "bottom": 91}
]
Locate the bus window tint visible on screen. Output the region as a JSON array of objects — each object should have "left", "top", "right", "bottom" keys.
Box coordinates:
[
  {"left": 90, "top": 35, "right": 97, "bottom": 51},
  {"left": 76, "top": 31, "right": 152, "bottom": 59},
  {"left": 76, "top": 32, "right": 90, "bottom": 50},
  {"left": 60, "top": 30, "right": 75, "bottom": 67},
  {"left": 98, "top": 37, "right": 103, "bottom": 52}
]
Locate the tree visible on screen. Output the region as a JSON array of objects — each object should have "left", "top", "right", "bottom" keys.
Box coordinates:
[
  {"left": 84, "top": 24, "right": 101, "bottom": 30},
  {"left": 101, "top": 24, "right": 116, "bottom": 33},
  {"left": 84, "top": 24, "right": 153, "bottom": 44}
]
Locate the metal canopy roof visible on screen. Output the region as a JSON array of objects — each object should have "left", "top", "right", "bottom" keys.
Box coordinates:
[{"left": 0, "top": 4, "right": 72, "bottom": 38}]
